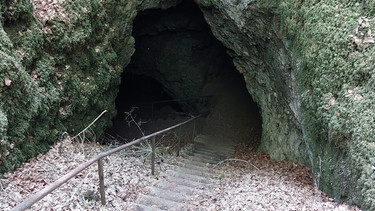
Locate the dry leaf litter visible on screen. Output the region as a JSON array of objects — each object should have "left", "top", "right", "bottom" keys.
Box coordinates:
[
  {"left": 0, "top": 139, "right": 361, "bottom": 210},
  {"left": 0, "top": 139, "right": 172, "bottom": 210},
  {"left": 183, "top": 144, "right": 361, "bottom": 211}
]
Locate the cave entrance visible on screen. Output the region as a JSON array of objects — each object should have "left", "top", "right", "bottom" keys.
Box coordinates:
[
  {"left": 107, "top": 71, "right": 186, "bottom": 140},
  {"left": 114, "top": 73, "right": 183, "bottom": 121},
  {"left": 109, "top": 0, "right": 262, "bottom": 147}
]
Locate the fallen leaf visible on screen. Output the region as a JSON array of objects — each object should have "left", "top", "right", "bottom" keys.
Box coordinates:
[{"left": 4, "top": 77, "right": 12, "bottom": 86}]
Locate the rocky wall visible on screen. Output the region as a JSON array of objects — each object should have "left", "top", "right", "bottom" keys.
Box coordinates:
[
  {"left": 196, "top": 0, "right": 375, "bottom": 209},
  {"left": 0, "top": 0, "right": 184, "bottom": 175},
  {"left": 197, "top": 0, "right": 306, "bottom": 161},
  {"left": 0, "top": 0, "right": 139, "bottom": 173}
]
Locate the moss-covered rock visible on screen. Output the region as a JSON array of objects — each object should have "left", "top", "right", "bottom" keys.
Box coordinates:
[
  {"left": 195, "top": 0, "right": 375, "bottom": 209},
  {"left": 0, "top": 0, "right": 138, "bottom": 174},
  {"left": 275, "top": 1, "right": 375, "bottom": 209}
]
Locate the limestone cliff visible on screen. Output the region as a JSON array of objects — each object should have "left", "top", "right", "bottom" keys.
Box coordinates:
[{"left": 0, "top": 0, "right": 374, "bottom": 209}]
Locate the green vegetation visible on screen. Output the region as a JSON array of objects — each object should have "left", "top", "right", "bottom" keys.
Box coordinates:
[
  {"left": 270, "top": 0, "right": 375, "bottom": 209},
  {"left": 0, "top": 0, "right": 138, "bottom": 175}
]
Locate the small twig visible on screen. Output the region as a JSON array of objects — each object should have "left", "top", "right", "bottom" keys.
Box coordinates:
[
  {"left": 72, "top": 110, "right": 108, "bottom": 140},
  {"left": 60, "top": 131, "right": 71, "bottom": 142},
  {"left": 0, "top": 180, "right": 4, "bottom": 191},
  {"left": 314, "top": 156, "right": 322, "bottom": 190},
  {"left": 124, "top": 107, "right": 147, "bottom": 136},
  {"left": 213, "top": 158, "right": 260, "bottom": 170}
]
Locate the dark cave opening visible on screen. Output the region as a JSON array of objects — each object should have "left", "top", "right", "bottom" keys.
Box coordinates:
[
  {"left": 114, "top": 73, "right": 183, "bottom": 121},
  {"left": 109, "top": 0, "right": 262, "bottom": 146}
]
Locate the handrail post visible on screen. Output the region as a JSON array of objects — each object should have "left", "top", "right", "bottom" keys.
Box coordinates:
[
  {"left": 192, "top": 121, "right": 196, "bottom": 142},
  {"left": 151, "top": 137, "right": 156, "bottom": 175},
  {"left": 176, "top": 128, "right": 181, "bottom": 157},
  {"left": 98, "top": 158, "right": 106, "bottom": 205}
]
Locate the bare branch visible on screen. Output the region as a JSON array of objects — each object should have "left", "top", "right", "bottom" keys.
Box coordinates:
[
  {"left": 124, "top": 107, "right": 146, "bottom": 136},
  {"left": 213, "top": 158, "right": 260, "bottom": 170},
  {"left": 72, "top": 110, "right": 108, "bottom": 141}
]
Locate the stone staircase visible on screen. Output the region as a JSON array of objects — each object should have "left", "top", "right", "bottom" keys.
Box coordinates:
[{"left": 129, "top": 134, "right": 235, "bottom": 210}]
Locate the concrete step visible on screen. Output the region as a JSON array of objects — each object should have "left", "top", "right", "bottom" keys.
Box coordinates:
[
  {"left": 128, "top": 203, "right": 165, "bottom": 211},
  {"left": 136, "top": 194, "right": 186, "bottom": 210},
  {"left": 189, "top": 153, "right": 226, "bottom": 162},
  {"left": 166, "top": 169, "right": 213, "bottom": 184},
  {"left": 169, "top": 165, "right": 214, "bottom": 178},
  {"left": 133, "top": 134, "right": 236, "bottom": 210},
  {"left": 194, "top": 141, "right": 235, "bottom": 149},
  {"left": 176, "top": 161, "right": 217, "bottom": 173},
  {"left": 194, "top": 135, "right": 236, "bottom": 152},
  {"left": 146, "top": 186, "right": 189, "bottom": 203},
  {"left": 192, "top": 143, "right": 214, "bottom": 151},
  {"left": 156, "top": 180, "right": 206, "bottom": 196},
  {"left": 185, "top": 152, "right": 218, "bottom": 163},
  {"left": 165, "top": 174, "right": 213, "bottom": 188},
  {"left": 192, "top": 146, "right": 232, "bottom": 157},
  {"left": 188, "top": 150, "right": 217, "bottom": 160},
  {"left": 184, "top": 158, "right": 217, "bottom": 168},
  {"left": 188, "top": 156, "right": 218, "bottom": 164}
]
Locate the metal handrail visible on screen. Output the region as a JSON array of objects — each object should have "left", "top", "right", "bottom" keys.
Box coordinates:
[{"left": 12, "top": 114, "right": 204, "bottom": 211}]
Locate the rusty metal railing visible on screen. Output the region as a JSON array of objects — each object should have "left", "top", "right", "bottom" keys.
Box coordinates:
[{"left": 11, "top": 113, "right": 204, "bottom": 211}]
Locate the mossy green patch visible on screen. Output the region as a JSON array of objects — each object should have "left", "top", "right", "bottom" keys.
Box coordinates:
[
  {"left": 269, "top": 0, "right": 375, "bottom": 209},
  {"left": 2, "top": 0, "right": 34, "bottom": 23},
  {"left": 199, "top": 0, "right": 212, "bottom": 7},
  {"left": 0, "top": 0, "right": 137, "bottom": 175}
]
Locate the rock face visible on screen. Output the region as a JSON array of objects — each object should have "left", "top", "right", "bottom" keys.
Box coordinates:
[
  {"left": 193, "top": 0, "right": 375, "bottom": 209},
  {"left": 194, "top": 0, "right": 375, "bottom": 209},
  {"left": 0, "top": 0, "right": 374, "bottom": 209},
  {"left": 0, "top": 0, "right": 138, "bottom": 172}
]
